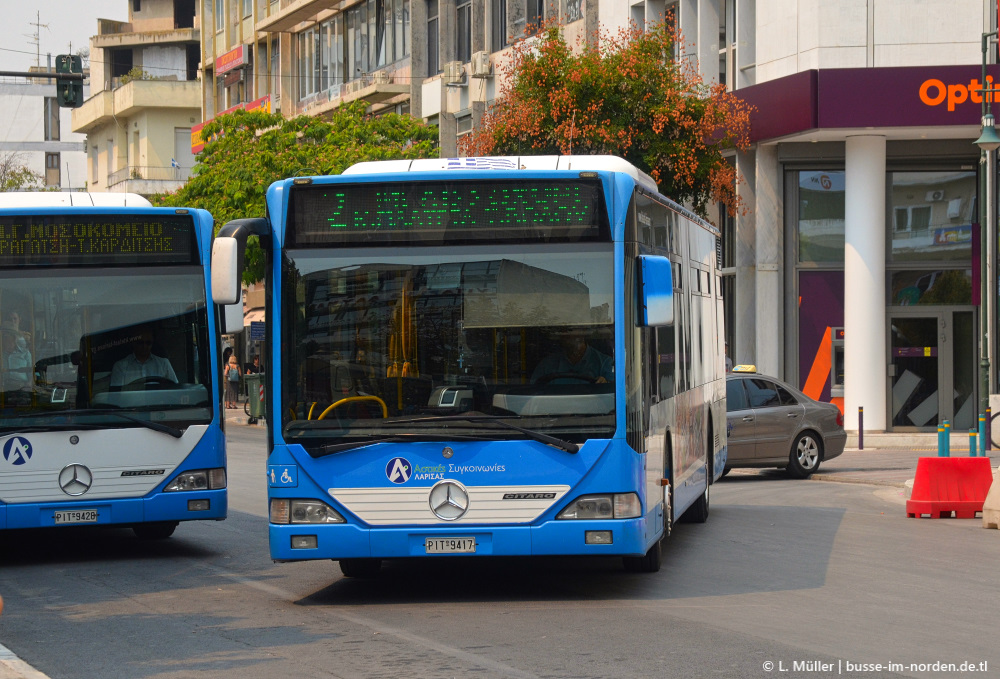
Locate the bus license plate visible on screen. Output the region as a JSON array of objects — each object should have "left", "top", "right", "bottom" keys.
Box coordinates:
[
  {"left": 54, "top": 510, "right": 98, "bottom": 525},
  {"left": 425, "top": 537, "right": 476, "bottom": 554}
]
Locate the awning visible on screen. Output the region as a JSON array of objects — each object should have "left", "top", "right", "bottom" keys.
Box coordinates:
[{"left": 244, "top": 308, "right": 266, "bottom": 325}]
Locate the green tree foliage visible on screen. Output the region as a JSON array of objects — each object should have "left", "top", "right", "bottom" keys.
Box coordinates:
[
  {"left": 0, "top": 152, "right": 42, "bottom": 192},
  {"left": 155, "top": 101, "right": 438, "bottom": 283},
  {"left": 462, "top": 21, "right": 753, "bottom": 218}
]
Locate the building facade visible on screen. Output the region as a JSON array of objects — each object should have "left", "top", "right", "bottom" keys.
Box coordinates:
[
  {"left": 0, "top": 66, "right": 89, "bottom": 191},
  {"left": 200, "top": 0, "right": 998, "bottom": 434},
  {"left": 72, "top": 0, "right": 201, "bottom": 195}
]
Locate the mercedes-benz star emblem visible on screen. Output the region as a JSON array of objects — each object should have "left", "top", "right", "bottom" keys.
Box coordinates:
[
  {"left": 428, "top": 480, "right": 470, "bottom": 521},
  {"left": 59, "top": 464, "right": 93, "bottom": 496}
]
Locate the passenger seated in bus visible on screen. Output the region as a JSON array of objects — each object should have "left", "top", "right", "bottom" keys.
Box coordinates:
[
  {"left": 110, "top": 326, "right": 178, "bottom": 388},
  {"left": 1, "top": 320, "right": 33, "bottom": 392},
  {"left": 531, "top": 329, "right": 613, "bottom": 384}
]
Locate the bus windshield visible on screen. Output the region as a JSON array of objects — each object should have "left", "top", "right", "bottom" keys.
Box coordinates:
[
  {"left": 281, "top": 244, "right": 615, "bottom": 451},
  {"left": 0, "top": 268, "right": 212, "bottom": 430}
]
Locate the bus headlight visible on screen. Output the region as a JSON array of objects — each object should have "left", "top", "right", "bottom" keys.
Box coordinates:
[
  {"left": 164, "top": 468, "right": 226, "bottom": 492},
  {"left": 270, "top": 499, "right": 345, "bottom": 524},
  {"left": 556, "top": 493, "right": 642, "bottom": 520}
]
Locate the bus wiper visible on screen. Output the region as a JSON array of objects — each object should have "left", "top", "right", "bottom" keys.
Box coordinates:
[
  {"left": 313, "top": 432, "right": 493, "bottom": 458},
  {"left": 12, "top": 408, "right": 184, "bottom": 439},
  {"left": 392, "top": 414, "right": 579, "bottom": 454}
]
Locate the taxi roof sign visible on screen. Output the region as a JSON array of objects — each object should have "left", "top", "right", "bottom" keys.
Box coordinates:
[{"left": 731, "top": 364, "right": 757, "bottom": 373}]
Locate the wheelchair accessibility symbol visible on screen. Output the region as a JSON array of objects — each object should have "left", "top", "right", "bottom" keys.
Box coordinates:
[{"left": 267, "top": 465, "right": 298, "bottom": 487}]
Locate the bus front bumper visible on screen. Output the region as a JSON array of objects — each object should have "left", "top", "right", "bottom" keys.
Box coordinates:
[
  {"left": 0, "top": 488, "right": 227, "bottom": 530},
  {"left": 269, "top": 517, "right": 652, "bottom": 562}
]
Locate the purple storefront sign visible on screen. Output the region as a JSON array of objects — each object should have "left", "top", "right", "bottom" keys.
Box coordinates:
[{"left": 737, "top": 65, "right": 1000, "bottom": 143}]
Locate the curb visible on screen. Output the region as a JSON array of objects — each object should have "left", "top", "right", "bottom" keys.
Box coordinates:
[{"left": 0, "top": 645, "right": 49, "bottom": 679}]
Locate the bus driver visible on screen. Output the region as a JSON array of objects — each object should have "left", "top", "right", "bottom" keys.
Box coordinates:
[
  {"left": 110, "top": 326, "right": 177, "bottom": 387},
  {"left": 531, "top": 328, "right": 613, "bottom": 384}
]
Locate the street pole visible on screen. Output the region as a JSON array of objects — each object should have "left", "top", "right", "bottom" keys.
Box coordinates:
[{"left": 976, "top": 31, "right": 1000, "bottom": 420}]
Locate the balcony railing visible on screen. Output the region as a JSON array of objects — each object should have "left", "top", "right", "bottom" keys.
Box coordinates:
[{"left": 107, "top": 165, "right": 192, "bottom": 188}]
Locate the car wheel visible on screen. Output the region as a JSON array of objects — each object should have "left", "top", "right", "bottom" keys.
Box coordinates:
[
  {"left": 339, "top": 558, "right": 382, "bottom": 578},
  {"left": 623, "top": 539, "right": 662, "bottom": 573},
  {"left": 133, "top": 521, "right": 178, "bottom": 540},
  {"left": 787, "top": 431, "right": 822, "bottom": 479},
  {"left": 721, "top": 466, "right": 731, "bottom": 478}
]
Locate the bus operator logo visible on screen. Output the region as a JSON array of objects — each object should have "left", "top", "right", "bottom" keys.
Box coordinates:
[
  {"left": 2, "top": 436, "right": 32, "bottom": 466},
  {"left": 386, "top": 457, "right": 412, "bottom": 484}
]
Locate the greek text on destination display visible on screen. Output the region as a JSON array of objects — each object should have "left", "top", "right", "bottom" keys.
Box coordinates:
[{"left": 0, "top": 215, "right": 197, "bottom": 266}]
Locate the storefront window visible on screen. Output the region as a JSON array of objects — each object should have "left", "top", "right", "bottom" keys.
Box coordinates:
[
  {"left": 890, "top": 171, "right": 975, "bottom": 263},
  {"left": 797, "top": 171, "right": 845, "bottom": 263},
  {"left": 889, "top": 269, "right": 972, "bottom": 306}
]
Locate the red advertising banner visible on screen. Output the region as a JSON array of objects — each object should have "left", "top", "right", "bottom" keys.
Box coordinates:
[
  {"left": 245, "top": 95, "right": 271, "bottom": 113},
  {"left": 215, "top": 45, "right": 245, "bottom": 76},
  {"left": 191, "top": 121, "right": 206, "bottom": 154},
  {"left": 190, "top": 96, "right": 271, "bottom": 153}
]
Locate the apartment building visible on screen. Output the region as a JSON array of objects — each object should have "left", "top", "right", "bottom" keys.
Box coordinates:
[
  {"left": 72, "top": 0, "right": 201, "bottom": 195},
  {"left": 0, "top": 65, "right": 89, "bottom": 191}
]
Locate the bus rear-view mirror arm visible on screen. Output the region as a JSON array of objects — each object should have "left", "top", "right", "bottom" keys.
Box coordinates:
[{"left": 211, "top": 218, "right": 271, "bottom": 306}]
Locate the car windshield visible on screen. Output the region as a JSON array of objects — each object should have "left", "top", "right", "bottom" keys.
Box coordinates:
[
  {"left": 0, "top": 268, "right": 213, "bottom": 431},
  {"left": 281, "top": 244, "right": 616, "bottom": 453}
]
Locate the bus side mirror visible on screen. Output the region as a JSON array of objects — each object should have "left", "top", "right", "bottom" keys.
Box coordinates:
[
  {"left": 212, "top": 237, "right": 241, "bottom": 305},
  {"left": 637, "top": 255, "right": 674, "bottom": 326}
]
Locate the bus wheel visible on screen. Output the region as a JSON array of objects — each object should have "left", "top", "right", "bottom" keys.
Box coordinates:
[
  {"left": 622, "top": 540, "right": 662, "bottom": 573},
  {"left": 133, "top": 521, "right": 178, "bottom": 540},
  {"left": 339, "top": 558, "right": 382, "bottom": 578},
  {"left": 680, "top": 481, "right": 710, "bottom": 524}
]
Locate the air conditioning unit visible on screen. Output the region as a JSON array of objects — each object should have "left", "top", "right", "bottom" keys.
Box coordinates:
[
  {"left": 925, "top": 190, "right": 945, "bottom": 202},
  {"left": 443, "top": 61, "right": 465, "bottom": 85},
  {"left": 373, "top": 70, "right": 390, "bottom": 85},
  {"left": 471, "top": 51, "right": 492, "bottom": 78}
]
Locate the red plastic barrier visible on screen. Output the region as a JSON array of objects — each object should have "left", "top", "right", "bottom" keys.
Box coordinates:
[{"left": 906, "top": 457, "right": 995, "bottom": 519}]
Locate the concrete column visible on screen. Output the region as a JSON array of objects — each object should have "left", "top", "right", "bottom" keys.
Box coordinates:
[
  {"left": 844, "top": 135, "right": 887, "bottom": 431},
  {"left": 410, "top": 0, "right": 427, "bottom": 117},
  {"left": 439, "top": 0, "right": 458, "bottom": 157},
  {"left": 734, "top": 149, "right": 756, "bottom": 368},
  {"left": 754, "top": 144, "right": 782, "bottom": 377}
]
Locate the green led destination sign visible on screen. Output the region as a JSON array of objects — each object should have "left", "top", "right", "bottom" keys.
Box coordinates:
[
  {"left": 0, "top": 214, "right": 198, "bottom": 267},
  {"left": 288, "top": 179, "right": 610, "bottom": 247}
]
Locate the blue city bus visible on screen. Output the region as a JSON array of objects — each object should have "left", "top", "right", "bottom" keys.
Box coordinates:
[
  {"left": 0, "top": 193, "right": 227, "bottom": 539},
  {"left": 213, "top": 156, "right": 725, "bottom": 573}
]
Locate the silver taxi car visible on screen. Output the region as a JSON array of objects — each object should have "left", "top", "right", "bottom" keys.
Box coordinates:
[{"left": 725, "top": 366, "right": 846, "bottom": 478}]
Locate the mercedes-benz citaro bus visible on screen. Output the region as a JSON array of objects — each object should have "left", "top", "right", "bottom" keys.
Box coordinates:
[
  {"left": 212, "top": 156, "right": 725, "bottom": 575},
  {"left": 0, "top": 192, "right": 226, "bottom": 539}
]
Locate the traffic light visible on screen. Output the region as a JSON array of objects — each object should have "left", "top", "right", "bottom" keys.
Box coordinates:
[{"left": 55, "top": 54, "right": 83, "bottom": 108}]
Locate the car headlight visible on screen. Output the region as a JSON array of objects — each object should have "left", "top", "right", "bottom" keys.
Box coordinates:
[
  {"left": 556, "top": 493, "right": 641, "bottom": 520},
  {"left": 270, "top": 499, "right": 345, "bottom": 524},
  {"left": 164, "top": 468, "right": 226, "bottom": 492}
]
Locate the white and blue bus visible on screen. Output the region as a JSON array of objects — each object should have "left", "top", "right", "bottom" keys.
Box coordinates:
[
  {"left": 213, "top": 156, "right": 725, "bottom": 573},
  {"left": 0, "top": 193, "right": 227, "bottom": 539}
]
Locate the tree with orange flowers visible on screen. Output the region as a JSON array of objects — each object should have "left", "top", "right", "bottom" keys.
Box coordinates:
[{"left": 461, "top": 20, "right": 753, "bottom": 218}]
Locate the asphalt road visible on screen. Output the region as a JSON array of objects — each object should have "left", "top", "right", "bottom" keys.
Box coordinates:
[{"left": 0, "top": 422, "right": 998, "bottom": 679}]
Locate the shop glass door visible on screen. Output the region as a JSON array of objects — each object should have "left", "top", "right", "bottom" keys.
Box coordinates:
[{"left": 889, "top": 311, "right": 975, "bottom": 431}]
